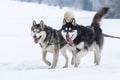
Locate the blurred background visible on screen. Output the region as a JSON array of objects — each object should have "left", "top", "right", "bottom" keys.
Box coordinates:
[{"left": 18, "top": 0, "right": 120, "bottom": 18}]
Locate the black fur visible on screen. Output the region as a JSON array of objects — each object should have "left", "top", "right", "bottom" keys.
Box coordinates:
[{"left": 58, "top": 30, "right": 67, "bottom": 48}]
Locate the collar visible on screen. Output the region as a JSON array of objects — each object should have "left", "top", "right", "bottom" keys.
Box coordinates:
[{"left": 39, "top": 43, "right": 50, "bottom": 48}]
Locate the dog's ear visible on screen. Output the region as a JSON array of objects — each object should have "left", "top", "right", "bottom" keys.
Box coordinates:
[
  {"left": 71, "top": 18, "right": 76, "bottom": 26},
  {"left": 40, "top": 20, "right": 45, "bottom": 30},
  {"left": 63, "top": 19, "right": 67, "bottom": 25},
  {"left": 33, "top": 20, "right": 36, "bottom": 26}
]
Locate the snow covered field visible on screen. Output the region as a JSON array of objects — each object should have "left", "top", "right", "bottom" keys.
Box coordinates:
[{"left": 0, "top": 0, "right": 120, "bottom": 80}]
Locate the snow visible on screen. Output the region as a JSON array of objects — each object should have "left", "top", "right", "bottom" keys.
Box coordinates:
[{"left": 0, "top": 0, "right": 120, "bottom": 80}]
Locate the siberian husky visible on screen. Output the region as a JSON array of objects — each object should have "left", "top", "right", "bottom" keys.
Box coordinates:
[
  {"left": 61, "top": 7, "right": 109, "bottom": 67},
  {"left": 31, "top": 20, "right": 68, "bottom": 69}
]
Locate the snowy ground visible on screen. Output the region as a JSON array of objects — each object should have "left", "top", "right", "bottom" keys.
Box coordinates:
[{"left": 0, "top": 0, "right": 120, "bottom": 80}]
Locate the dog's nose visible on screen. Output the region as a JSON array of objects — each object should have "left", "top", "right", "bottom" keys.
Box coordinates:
[
  {"left": 33, "top": 35, "right": 36, "bottom": 39},
  {"left": 66, "top": 34, "right": 69, "bottom": 38}
]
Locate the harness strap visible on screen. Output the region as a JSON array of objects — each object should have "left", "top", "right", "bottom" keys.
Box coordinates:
[
  {"left": 87, "top": 26, "right": 94, "bottom": 33},
  {"left": 91, "top": 26, "right": 94, "bottom": 32},
  {"left": 45, "top": 30, "right": 61, "bottom": 48},
  {"left": 39, "top": 43, "right": 43, "bottom": 48},
  {"left": 45, "top": 41, "right": 61, "bottom": 48}
]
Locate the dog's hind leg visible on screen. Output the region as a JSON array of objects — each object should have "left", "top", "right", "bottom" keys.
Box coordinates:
[
  {"left": 60, "top": 47, "right": 68, "bottom": 68},
  {"left": 94, "top": 44, "right": 101, "bottom": 65},
  {"left": 42, "top": 50, "right": 51, "bottom": 66}
]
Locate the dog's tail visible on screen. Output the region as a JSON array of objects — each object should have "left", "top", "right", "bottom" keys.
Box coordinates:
[
  {"left": 103, "top": 33, "right": 120, "bottom": 39},
  {"left": 91, "top": 7, "right": 109, "bottom": 26}
]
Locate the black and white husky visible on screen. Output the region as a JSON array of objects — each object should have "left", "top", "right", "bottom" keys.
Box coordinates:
[
  {"left": 61, "top": 7, "right": 109, "bottom": 67},
  {"left": 31, "top": 20, "right": 68, "bottom": 69}
]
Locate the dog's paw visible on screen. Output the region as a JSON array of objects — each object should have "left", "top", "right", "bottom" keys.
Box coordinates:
[
  {"left": 47, "top": 62, "right": 51, "bottom": 66},
  {"left": 48, "top": 66, "right": 55, "bottom": 69},
  {"left": 74, "top": 64, "right": 79, "bottom": 68},
  {"left": 71, "top": 61, "right": 74, "bottom": 65},
  {"left": 45, "top": 61, "right": 51, "bottom": 66},
  {"left": 94, "top": 60, "right": 100, "bottom": 65},
  {"left": 63, "top": 65, "right": 68, "bottom": 68}
]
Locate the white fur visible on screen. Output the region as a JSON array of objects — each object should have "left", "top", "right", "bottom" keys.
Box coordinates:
[
  {"left": 61, "top": 30, "right": 67, "bottom": 41},
  {"left": 69, "top": 30, "right": 77, "bottom": 41},
  {"left": 76, "top": 42, "right": 84, "bottom": 49},
  {"left": 31, "top": 31, "right": 35, "bottom": 37},
  {"left": 43, "top": 45, "right": 55, "bottom": 53},
  {"left": 38, "top": 31, "right": 46, "bottom": 43},
  {"left": 61, "top": 29, "right": 77, "bottom": 41},
  {"left": 31, "top": 30, "right": 46, "bottom": 40}
]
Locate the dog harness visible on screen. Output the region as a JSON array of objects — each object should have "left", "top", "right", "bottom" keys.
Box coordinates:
[
  {"left": 87, "top": 26, "right": 94, "bottom": 33},
  {"left": 39, "top": 29, "right": 60, "bottom": 49}
]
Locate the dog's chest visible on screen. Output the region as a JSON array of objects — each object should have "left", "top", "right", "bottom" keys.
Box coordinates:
[
  {"left": 67, "top": 44, "right": 77, "bottom": 53},
  {"left": 46, "top": 45, "right": 55, "bottom": 52},
  {"left": 68, "top": 42, "right": 85, "bottom": 51},
  {"left": 40, "top": 42, "right": 55, "bottom": 53},
  {"left": 76, "top": 42, "right": 85, "bottom": 49}
]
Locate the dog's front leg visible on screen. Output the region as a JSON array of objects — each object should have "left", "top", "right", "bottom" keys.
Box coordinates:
[
  {"left": 71, "top": 51, "right": 76, "bottom": 65},
  {"left": 49, "top": 49, "right": 59, "bottom": 69},
  {"left": 42, "top": 50, "right": 51, "bottom": 66},
  {"left": 61, "top": 47, "right": 68, "bottom": 68},
  {"left": 74, "top": 52, "right": 81, "bottom": 67},
  {"left": 74, "top": 50, "right": 83, "bottom": 68},
  {"left": 71, "top": 49, "right": 79, "bottom": 66}
]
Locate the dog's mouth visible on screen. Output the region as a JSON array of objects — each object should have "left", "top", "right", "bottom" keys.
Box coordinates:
[
  {"left": 34, "top": 36, "right": 41, "bottom": 44},
  {"left": 66, "top": 35, "right": 73, "bottom": 44}
]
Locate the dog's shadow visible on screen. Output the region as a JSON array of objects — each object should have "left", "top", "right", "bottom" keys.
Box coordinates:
[
  {"left": 15, "top": 64, "right": 50, "bottom": 71},
  {"left": 0, "top": 63, "right": 51, "bottom": 71}
]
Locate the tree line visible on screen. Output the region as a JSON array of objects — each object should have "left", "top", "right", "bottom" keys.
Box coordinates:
[{"left": 19, "top": 0, "right": 120, "bottom": 18}]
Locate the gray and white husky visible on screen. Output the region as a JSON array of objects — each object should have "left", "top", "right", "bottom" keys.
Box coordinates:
[
  {"left": 31, "top": 20, "right": 68, "bottom": 69},
  {"left": 61, "top": 7, "right": 109, "bottom": 67}
]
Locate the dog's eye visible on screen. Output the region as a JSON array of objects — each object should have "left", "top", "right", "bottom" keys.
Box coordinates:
[
  {"left": 69, "top": 28, "right": 72, "bottom": 31},
  {"left": 36, "top": 29, "right": 40, "bottom": 32},
  {"left": 70, "top": 30, "right": 73, "bottom": 32},
  {"left": 64, "top": 30, "right": 67, "bottom": 32},
  {"left": 63, "top": 28, "right": 68, "bottom": 32},
  {"left": 33, "top": 29, "right": 40, "bottom": 33},
  {"left": 65, "top": 28, "right": 67, "bottom": 31},
  {"left": 33, "top": 29, "right": 36, "bottom": 32}
]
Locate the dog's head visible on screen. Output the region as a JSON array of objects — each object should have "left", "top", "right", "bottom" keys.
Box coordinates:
[
  {"left": 31, "top": 20, "right": 46, "bottom": 44},
  {"left": 61, "top": 18, "right": 78, "bottom": 44}
]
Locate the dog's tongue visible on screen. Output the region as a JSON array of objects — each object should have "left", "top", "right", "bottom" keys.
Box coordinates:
[
  {"left": 34, "top": 39, "right": 39, "bottom": 44},
  {"left": 66, "top": 37, "right": 73, "bottom": 44}
]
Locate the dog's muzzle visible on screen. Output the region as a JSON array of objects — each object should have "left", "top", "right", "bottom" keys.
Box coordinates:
[
  {"left": 66, "top": 34, "right": 73, "bottom": 44},
  {"left": 33, "top": 35, "right": 41, "bottom": 44}
]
